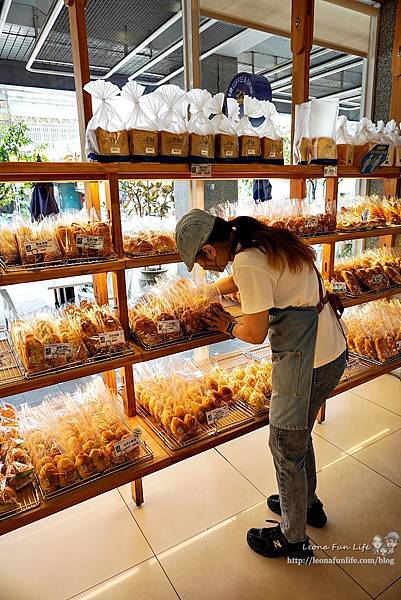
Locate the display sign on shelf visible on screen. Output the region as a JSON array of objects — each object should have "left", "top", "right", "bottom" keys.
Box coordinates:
[
  {"left": 360, "top": 144, "right": 390, "bottom": 174},
  {"left": 206, "top": 405, "right": 230, "bottom": 425}
]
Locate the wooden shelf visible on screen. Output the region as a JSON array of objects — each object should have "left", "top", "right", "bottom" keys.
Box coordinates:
[
  {"left": 332, "top": 357, "right": 401, "bottom": 396},
  {"left": 125, "top": 254, "right": 181, "bottom": 269},
  {"left": 0, "top": 161, "right": 399, "bottom": 183},
  {"left": 342, "top": 287, "right": 401, "bottom": 307},
  {"left": 0, "top": 258, "right": 126, "bottom": 286}
]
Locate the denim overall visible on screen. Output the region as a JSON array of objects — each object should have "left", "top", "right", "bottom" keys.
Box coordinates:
[{"left": 268, "top": 306, "right": 318, "bottom": 430}]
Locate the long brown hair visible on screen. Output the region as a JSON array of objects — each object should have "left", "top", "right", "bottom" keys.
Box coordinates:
[{"left": 203, "top": 215, "right": 316, "bottom": 273}]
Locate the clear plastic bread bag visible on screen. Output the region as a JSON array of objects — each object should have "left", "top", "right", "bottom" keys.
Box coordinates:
[
  {"left": 336, "top": 115, "right": 355, "bottom": 166},
  {"left": 385, "top": 120, "right": 401, "bottom": 166},
  {"left": 0, "top": 222, "right": 20, "bottom": 265},
  {"left": 308, "top": 98, "right": 338, "bottom": 163},
  {"left": 257, "top": 101, "right": 284, "bottom": 163},
  {"left": 293, "top": 101, "right": 311, "bottom": 164},
  {"left": 235, "top": 95, "right": 263, "bottom": 158},
  {"left": 84, "top": 80, "right": 129, "bottom": 157},
  {"left": 154, "top": 85, "right": 189, "bottom": 158},
  {"left": 210, "top": 93, "right": 239, "bottom": 159},
  {"left": 121, "top": 81, "right": 158, "bottom": 157},
  {"left": 353, "top": 117, "right": 377, "bottom": 167},
  {"left": 186, "top": 88, "right": 215, "bottom": 159},
  {"left": 14, "top": 216, "right": 63, "bottom": 265}
]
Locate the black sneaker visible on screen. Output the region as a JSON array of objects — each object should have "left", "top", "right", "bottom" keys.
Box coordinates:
[
  {"left": 267, "top": 494, "right": 327, "bottom": 528},
  {"left": 247, "top": 520, "right": 314, "bottom": 562}
]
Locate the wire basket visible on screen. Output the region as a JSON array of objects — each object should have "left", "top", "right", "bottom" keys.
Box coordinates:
[
  {"left": 0, "top": 329, "right": 25, "bottom": 386},
  {"left": 0, "top": 479, "right": 41, "bottom": 521}
]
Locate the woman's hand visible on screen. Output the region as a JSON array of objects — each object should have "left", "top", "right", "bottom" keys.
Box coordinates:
[
  {"left": 201, "top": 304, "right": 234, "bottom": 333},
  {"left": 227, "top": 291, "right": 240, "bottom": 303}
]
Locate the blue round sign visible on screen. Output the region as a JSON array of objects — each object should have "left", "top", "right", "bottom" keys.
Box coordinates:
[{"left": 226, "top": 72, "right": 272, "bottom": 126}]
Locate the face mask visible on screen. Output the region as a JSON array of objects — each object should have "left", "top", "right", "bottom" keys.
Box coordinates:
[{"left": 203, "top": 255, "right": 227, "bottom": 272}]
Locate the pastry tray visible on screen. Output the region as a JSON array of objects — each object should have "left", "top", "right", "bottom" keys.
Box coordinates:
[
  {"left": 131, "top": 329, "right": 218, "bottom": 351},
  {"left": 23, "top": 343, "right": 135, "bottom": 380},
  {"left": 345, "top": 284, "right": 401, "bottom": 299},
  {"left": 38, "top": 439, "right": 154, "bottom": 501},
  {"left": 138, "top": 402, "right": 254, "bottom": 451},
  {"left": 0, "top": 479, "right": 41, "bottom": 521},
  {"left": 0, "top": 254, "right": 117, "bottom": 273},
  {"left": 0, "top": 329, "right": 25, "bottom": 386},
  {"left": 124, "top": 250, "right": 177, "bottom": 260},
  {"left": 349, "top": 350, "right": 401, "bottom": 367}
]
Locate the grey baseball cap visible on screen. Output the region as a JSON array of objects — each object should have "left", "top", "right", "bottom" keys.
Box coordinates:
[{"left": 175, "top": 209, "right": 216, "bottom": 271}]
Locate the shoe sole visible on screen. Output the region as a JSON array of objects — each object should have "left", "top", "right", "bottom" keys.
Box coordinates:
[{"left": 267, "top": 498, "right": 327, "bottom": 528}]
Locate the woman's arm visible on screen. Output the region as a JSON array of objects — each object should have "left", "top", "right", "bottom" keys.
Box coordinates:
[{"left": 202, "top": 308, "right": 269, "bottom": 345}]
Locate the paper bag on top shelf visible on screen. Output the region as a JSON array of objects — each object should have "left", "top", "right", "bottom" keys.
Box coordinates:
[
  {"left": 121, "top": 82, "right": 158, "bottom": 158},
  {"left": 353, "top": 117, "right": 378, "bottom": 168},
  {"left": 153, "top": 85, "right": 189, "bottom": 158},
  {"left": 308, "top": 99, "right": 338, "bottom": 164},
  {"left": 385, "top": 120, "right": 401, "bottom": 167},
  {"left": 376, "top": 120, "right": 394, "bottom": 166},
  {"left": 186, "top": 89, "right": 215, "bottom": 159},
  {"left": 236, "top": 95, "right": 263, "bottom": 159},
  {"left": 84, "top": 81, "right": 129, "bottom": 158},
  {"left": 257, "top": 101, "right": 284, "bottom": 163},
  {"left": 210, "top": 93, "right": 239, "bottom": 159},
  {"left": 336, "top": 115, "right": 355, "bottom": 166}
]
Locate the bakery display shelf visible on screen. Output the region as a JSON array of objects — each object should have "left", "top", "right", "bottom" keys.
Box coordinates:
[
  {"left": 348, "top": 350, "right": 401, "bottom": 368},
  {"left": 137, "top": 402, "right": 254, "bottom": 452},
  {"left": 125, "top": 252, "right": 180, "bottom": 269},
  {"left": 0, "top": 479, "right": 41, "bottom": 522},
  {"left": 332, "top": 355, "right": 401, "bottom": 396},
  {"left": 0, "top": 254, "right": 118, "bottom": 274},
  {"left": 342, "top": 286, "right": 401, "bottom": 307},
  {"left": 38, "top": 440, "right": 153, "bottom": 501},
  {"left": 0, "top": 162, "right": 400, "bottom": 184},
  {"left": 0, "top": 258, "right": 126, "bottom": 286},
  {"left": 131, "top": 329, "right": 220, "bottom": 352}
]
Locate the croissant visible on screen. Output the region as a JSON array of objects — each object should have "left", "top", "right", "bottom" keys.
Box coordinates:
[
  {"left": 75, "top": 451, "right": 96, "bottom": 479},
  {"left": 57, "top": 457, "right": 77, "bottom": 486},
  {"left": 170, "top": 417, "right": 187, "bottom": 439},
  {"left": 39, "top": 463, "right": 59, "bottom": 493},
  {"left": 90, "top": 448, "right": 110, "bottom": 472}
]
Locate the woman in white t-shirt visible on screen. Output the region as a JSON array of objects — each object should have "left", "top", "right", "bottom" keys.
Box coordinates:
[{"left": 175, "top": 209, "right": 347, "bottom": 564}]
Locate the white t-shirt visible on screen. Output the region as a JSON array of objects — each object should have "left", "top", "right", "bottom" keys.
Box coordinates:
[{"left": 232, "top": 248, "right": 346, "bottom": 368}]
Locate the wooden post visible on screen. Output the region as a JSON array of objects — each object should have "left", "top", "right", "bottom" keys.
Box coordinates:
[
  {"left": 131, "top": 479, "right": 144, "bottom": 507},
  {"left": 290, "top": 0, "right": 314, "bottom": 199},
  {"left": 390, "top": 0, "right": 401, "bottom": 123}
]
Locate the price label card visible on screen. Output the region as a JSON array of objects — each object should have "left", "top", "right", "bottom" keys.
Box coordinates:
[
  {"left": 157, "top": 320, "right": 181, "bottom": 334},
  {"left": 44, "top": 343, "right": 72, "bottom": 358},
  {"left": 332, "top": 281, "right": 347, "bottom": 293},
  {"left": 0, "top": 350, "right": 13, "bottom": 368},
  {"left": 372, "top": 274, "right": 383, "bottom": 285},
  {"left": 396, "top": 340, "right": 401, "bottom": 352},
  {"left": 24, "top": 239, "right": 55, "bottom": 255},
  {"left": 206, "top": 405, "right": 230, "bottom": 425},
  {"left": 305, "top": 217, "right": 318, "bottom": 229},
  {"left": 191, "top": 163, "right": 212, "bottom": 178},
  {"left": 360, "top": 144, "right": 389, "bottom": 174},
  {"left": 113, "top": 431, "right": 141, "bottom": 457},
  {"left": 98, "top": 330, "right": 125, "bottom": 346},
  {"left": 76, "top": 236, "right": 104, "bottom": 250},
  {"left": 361, "top": 208, "right": 370, "bottom": 222},
  {"left": 324, "top": 166, "right": 338, "bottom": 177}
]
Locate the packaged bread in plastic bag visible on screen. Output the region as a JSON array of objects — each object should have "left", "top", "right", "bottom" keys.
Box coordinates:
[
  {"left": 0, "top": 222, "right": 20, "bottom": 265},
  {"left": 55, "top": 209, "right": 114, "bottom": 260},
  {"left": 121, "top": 82, "right": 158, "bottom": 158},
  {"left": 385, "top": 120, "right": 401, "bottom": 167},
  {"left": 84, "top": 81, "right": 129, "bottom": 158},
  {"left": 376, "top": 120, "right": 394, "bottom": 166},
  {"left": 336, "top": 115, "right": 355, "bottom": 166},
  {"left": 210, "top": 93, "right": 239, "bottom": 159},
  {"left": 293, "top": 101, "right": 311, "bottom": 164},
  {"left": 153, "top": 85, "right": 189, "bottom": 158},
  {"left": 257, "top": 101, "right": 284, "bottom": 163},
  {"left": 309, "top": 99, "right": 338, "bottom": 163},
  {"left": 186, "top": 89, "right": 215, "bottom": 159},
  {"left": 236, "top": 95, "right": 263, "bottom": 159},
  {"left": 15, "top": 217, "right": 63, "bottom": 265},
  {"left": 353, "top": 117, "right": 378, "bottom": 168}
]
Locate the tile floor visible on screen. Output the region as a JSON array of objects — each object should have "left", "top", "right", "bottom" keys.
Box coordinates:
[{"left": 1, "top": 374, "right": 401, "bottom": 600}]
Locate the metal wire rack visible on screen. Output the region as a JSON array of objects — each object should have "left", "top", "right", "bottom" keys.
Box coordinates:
[
  {"left": 0, "top": 330, "right": 25, "bottom": 386},
  {"left": 0, "top": 254, "right": 117, "bottom": 273},
  {"left": 0, "top": 480, "right": 41, "bottom": 521}
]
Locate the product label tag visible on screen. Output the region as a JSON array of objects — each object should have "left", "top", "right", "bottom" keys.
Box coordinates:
[
  {"left": 396, "top": 340, "right": 401, "bottom": 352},
  {"left": 372, "top": 274, "right": 383, "bottom": 284},
  {"left": 111, "top": 147, "right": 120, "bottom": 154},
  {"left": 98, "top": 330, "right": 125, "bottom": 346},
  {"left": 225, "top": 150, "right": 234, "bottom": 157},
  {"left": 157, "top": 320, "right": 181, "bottom": 334},
  {"left": 332, "top": 281, "right": 347, "bottom": 293},
  {"left": 44, "top": 343, "right": 72, "bottom": 358},
  {"left": 206, "top": 405, "right": 230, "bottom": 425},
  {"left": 76, "top": 235, "right": 104, "bottom": 250},
  {"left": 247, "top": 149, "right": 256, "bottom": 155},
  {"left": 171, "top": 148, "right": 182, "bottom": 155},
  {"left": 361, "top": 208, "right": 370, "bottom": 222},
  {"left": 191, "top": 163, "right": 212, "bottom": 178},
  {"left": 324, "top": 165, "right": 338, "bottom": 177},
  {"left": 0, "top": 350, "right": 13, "bottom": 368},
  {"left": 145, "top": 147, "right": 155, "bottom": 154},
  {"left": 305, "top": 217, "right": 318, "bottom": 229},
  {"left": 113, "top": 431, "right": 141, "bottom": 457},
  {"left": 24, "top": 239, "right": 55, "bottom": 255}
]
